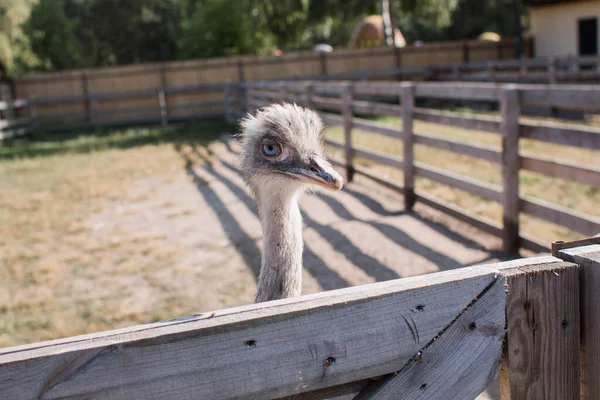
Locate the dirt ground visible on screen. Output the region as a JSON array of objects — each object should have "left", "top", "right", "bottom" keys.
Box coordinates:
[
  {"left": 1, "top": 129, "right": 520, "bottom": 398},
  {"left": 174, "top": 139, "right": 507, "bottom": 399}
]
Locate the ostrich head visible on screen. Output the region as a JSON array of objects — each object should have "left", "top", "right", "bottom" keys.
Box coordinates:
[
  {"left": 240, "top": 103, "right": 343, "bottom": 198},
  {"left": 240, "top": 103, "right": 343, "bottom": 303}
]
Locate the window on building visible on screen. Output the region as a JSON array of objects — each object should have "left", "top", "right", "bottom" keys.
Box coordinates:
[{"left": 578, "top": 17, "right": 598, "bottom": 57}]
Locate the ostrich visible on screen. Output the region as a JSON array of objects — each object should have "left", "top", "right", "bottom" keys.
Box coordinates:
[{"left": 240, "top": 103, "right": 343, "bottom": 303}]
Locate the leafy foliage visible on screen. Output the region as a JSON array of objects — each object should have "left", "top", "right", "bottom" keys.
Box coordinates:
[
  {"left": 22, "top": 0, "right": 80, "bottom": 71},
  {"left": 179, "top": 0, "right": 274, "bottom": 58},
  {"left": 7, "top": 0, "right": 522, "bottom": 73},
  {"left": 0, "top": 0, "right": 38, "bottom": 72}
]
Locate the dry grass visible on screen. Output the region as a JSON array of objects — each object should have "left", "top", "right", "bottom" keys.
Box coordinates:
[
  {"left": 325, "top": 115, "right": 599, "bottom": 243},
  {"left": 1, "top": 113, "right": 597, "bottom": 348},
  {"left": 0, "top": 122, "right": 233, "bottom": 347}
]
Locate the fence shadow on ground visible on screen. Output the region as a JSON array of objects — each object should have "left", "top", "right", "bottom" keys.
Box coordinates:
[{"left": 173, "top": 138, "right": 514, "bottom": 290}]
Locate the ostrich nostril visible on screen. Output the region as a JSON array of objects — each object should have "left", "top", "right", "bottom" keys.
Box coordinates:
[{"left": 309, "top": 166, "right": 319, "bottom": 173}]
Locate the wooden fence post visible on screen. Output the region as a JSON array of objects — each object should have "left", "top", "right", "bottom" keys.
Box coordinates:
[
  {"left": 319, "top": 53, "right": 327, "bottom": 76},
  {"left": 278, "top": 82, "right": 287, "bottom": 103},
  {"left": 305, "top": 82, "right": 314, "bottom": 109},
  {"left": 261, "top": 83, "right": 268, "bottom": 107},
  {"left": 90, "top": 95, "right": 100, "bottom": 132},
  {"left": 462, "top": 42, "right": 470, "bottom": 63},
  {"left": 500, "top": 261, "right": 580, "bottom": 399},
  {"left": 341, "top": 82, "right": 354, "bottom": 182},
  {"left": 81, "top": 72, "right": 91, "bottom": 123},
  {"left": 548, "top": 57, "right": 557, "bottom": 84},
  {"left": 224, "top": 82, "right": 232, "bottom": 123},
  {"left": 158, "top": 89, "right": 168, "bottom": 127},
  {"left": 501, "top": 87, "right": 521, "bottom": 254},
  {"left": 557, "top": 244, "right": 600, "bottom": 400},
  {"left": 244, "top": 83, "right": 251, "bottom": 114},
  {"left": 402, "top": 83, "right": 415, "bottom": 211},
  {"left": 519, "top": 57, "right": 528, "bottom": 78},
  {"left": 27, "top": 102, "right": 38, "bottom": 134}
]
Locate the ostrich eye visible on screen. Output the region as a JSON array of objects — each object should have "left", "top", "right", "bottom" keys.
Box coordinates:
[{"left": 262, "top": 142, "right": 281, "bottom": 158}]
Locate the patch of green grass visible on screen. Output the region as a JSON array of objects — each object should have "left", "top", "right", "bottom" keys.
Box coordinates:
[{"left": 0, "top": 119, "right": 236, "bottom": 160}]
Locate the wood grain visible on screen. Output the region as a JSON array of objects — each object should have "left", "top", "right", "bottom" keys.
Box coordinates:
[
  {"left": 402, "top": 83, "right": 416, "bottom": 211},
  {"left": 500, "top": 87, "right": 520, "bottom": 254},
  {"left": 415, "top": 163, "right": 503, "bottom": 202},
  {"left": 342, "top": 83, "right": 354, "bottom": 182},
  {"left": 520, "top": 154, "right": 600, "bottom": 186},
  {"left": 413, "top": 107, "right": 502, "bottom": 134},
  {"left": 355, "top": 276, "right": 506, "bottom": 400},
  {"left": 351, "top": 117, "right": 399, "bottom": 139},
  {"left": 351, "top": 100, "right": 402, "bottom": 117},
  {"left": 520, "top": 121, "right": 600, "bottom": 150},
  {"left": 414, "top": 132, "right": 502, "bottom": 164},
  {"left": 556, "top": 244, "right": 600, "bottom": 400},
  {"left": 0, "top": 268, "right": 500, "bottom": 400},
  {"left": 521, "top": 197, "right": 600, "bottom": 237},
  {"left": 501, "top": 261, "right": 580, "bottom": 400},
  {"left": 415, "top": 190, "right": 503, "bottom": 237},
  {"left": 353, "top": 146, "right": 403, "bottom": 169},
  {"left": 353, "top": 165, "right": 403, "bottom": 192},
  {"left": 520, "top": 86, "right": 600, "bottom": 112}
]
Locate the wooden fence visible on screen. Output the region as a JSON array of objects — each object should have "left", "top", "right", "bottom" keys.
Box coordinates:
[
  {"left": 3, "top": 39, "right": 531, "bottom": 132},
  {"left": 4, "top": 52, "right": 600, "bottom": 139},
  {"left": 0, "top": 241, "right": 598, "bottom": 399},
  {"left": 246, "top": 80, "right": 600, "bottom": 254}
]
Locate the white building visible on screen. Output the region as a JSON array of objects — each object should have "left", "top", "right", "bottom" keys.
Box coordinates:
[{"left": 529, "top": 0, "right": 599, "bottom": 57}]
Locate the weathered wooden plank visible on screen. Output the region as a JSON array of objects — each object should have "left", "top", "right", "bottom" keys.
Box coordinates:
[
  {"left": 557, "top": 244, "right": 600, "bottom": 400},
  {"left": 323, "top": 137, "right": 344, "bottom": 149},
  {"left": 0, "top": 268, "right": 500, "bottom": 400},
  {"left": 351, "top": 100, "right": 402, "bottom": 117},
  {"left": 319, "top": 112, "right": 343, "bottom": 126},
  {"left": 352, "top": 118, "right": 399, "bottom": 139},
  {"left": 355, "top": 276, "right": 506, "bottom": 400},
  {"left": 520, "top": 121, "right": 600, "bottom": 150},
  {"left": 403, "top": 83, "right": 416, "bottom": 211},
  {"left": 521, "top": 197, "right": 600, "bottom": 236},
  {"left": 352, "top": 81, "right": 401, "bottom": 96},
  {"left": 521, "top": 154, "right": 600, "bottom": 186},
  {"left": 414, "top": 82, "right": 501, "bottom": 101},
  {"left": 414, "top": 191, "right": 503, "bottom": 237},
  {"left": 312, "top": 95, "right": 342, "bottom": 112},
  {"left": 0, "top": 99, "right": 28, "bottom": 111},
  {"left": 415, "top": 163, "right": 503, "bottom": 203},
  {"left": 413, "top": 108, "right": 502, "bottom": 134},
  {"left": 342, "top": 83, "right": 354, "bottom": 182},
  {"left": 521, "top": 86, "right": 600, "bottom": 111},
  {"left": 353, "top": 165, "right": 403, "bottom": 192},
  {"left": 501, "top": 87, "right": 521, "bottom": 254},
  {"left": 519, "top": 233, "right": 551, "bottom": 253},
  {"left": 501, "top": 261, "right": 580, "bottom": 400},
  {"left": 414, "top": 132, "right": 502, "bottom": 163},
  {"left": 353, "top": 146, "right": 403, "bottom": 169}
]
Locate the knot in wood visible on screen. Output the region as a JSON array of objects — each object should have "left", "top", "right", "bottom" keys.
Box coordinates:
[{"left": 323, "top": 356, "right": 336, "bottom": 367}]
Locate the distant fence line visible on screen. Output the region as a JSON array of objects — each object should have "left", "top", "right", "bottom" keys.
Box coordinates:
[
  {"left": 246, "top": 80, "right": 600, "bottom": 254},
  {"left": 0, "top": 39, "right": 530, "bottom": 135}
]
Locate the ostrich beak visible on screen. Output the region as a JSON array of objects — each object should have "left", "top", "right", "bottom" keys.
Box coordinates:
[{"left": 289, "top": 154, "right": 343, "bottom": 190}]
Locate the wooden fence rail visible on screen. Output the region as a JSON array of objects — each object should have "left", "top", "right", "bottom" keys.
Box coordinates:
[
  {"left": 6, "top": 50, "right": 600, "bottom": 140},
  {"left": 1, "top": 243, "right": 598, "bottom": 399},
  {"left": 247, "top": 80, "right": 600, "bottom": 254}
]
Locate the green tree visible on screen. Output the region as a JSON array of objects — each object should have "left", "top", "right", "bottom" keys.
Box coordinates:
[
  {"left": 0, "top": 0, "right": 37, "bottom": 73},
  {"left": 22, "top": 0, "right": 80, "bottom": 71},
  {"left": 178, "top": 0, "right": 274, "bottom": 58}
]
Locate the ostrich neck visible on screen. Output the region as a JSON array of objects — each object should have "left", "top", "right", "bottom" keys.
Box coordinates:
[{"left": 254, "top": 188, "right": 303, "bottom": 303}]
